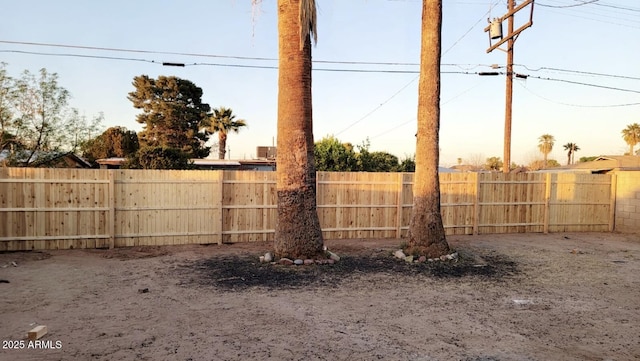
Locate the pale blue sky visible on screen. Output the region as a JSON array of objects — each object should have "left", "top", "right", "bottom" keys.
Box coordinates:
[{"left": 1, "top": 0, "right": 638, "bottom": 166}]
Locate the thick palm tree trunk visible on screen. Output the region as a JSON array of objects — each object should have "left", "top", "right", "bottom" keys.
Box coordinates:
[
  {"left": 406, "top": 0, "right": 450, "bottom": 258},
  {"left": 274, "top": 0, "right": 323, "bottom": 259}
]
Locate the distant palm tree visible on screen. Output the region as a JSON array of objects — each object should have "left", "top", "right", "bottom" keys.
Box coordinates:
[
  {"left": 204, "top": 107, "right": 247, "bottom": 159},
  {"left": 563, "top": 142, "right": 580, "bottom": 165},
  {"left": 538, "top": 134, "right": 555, "bottom": 168},
  {"left": 622, "top": 123, "right": 640, "bottom": 156}
]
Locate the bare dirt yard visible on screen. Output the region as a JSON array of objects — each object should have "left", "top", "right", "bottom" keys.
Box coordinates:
[{"left": 1, "top": 232, "right": 639, "bottom": 361}]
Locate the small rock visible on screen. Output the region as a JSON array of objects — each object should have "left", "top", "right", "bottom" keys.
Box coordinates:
[
  {"left": 138, "top": 288, "right": 149, "bottom": 294},
  {"left": 440, "top": 255, "right": 448, "bottom": 261},
  {"left": 264, "top": 253, "right": 273, "bottom": 262},
  {"left": 418, "top": 256, "right": 427, "bottom": 263},
  {"left": 404, "top": 255, "right": 414, "bottom": 263},
  {"left": 428, "top": 258, "right": 436, "bottom": 262},
  {"left": 394, "top": 250, "right": 406, "bottom": 259},
  {"left": 512, "top": 299, "right": 533, "bottom": 305},
  {"left": 11, "top": 261, "right": 17, "bottom": 267},
  {"left": 451, "top": 252, "right": 459, "bottom": 260},
  {"left": 294, "top": 259, "right": 304, "bottom": 265},
  {"left": 259, "top": 256, "right": 265, "bottom": 263},
  {"left": 328, "top": 251, "right": 340, "bottom": 262},
  {"left": 279, "top": 258, "right": 294, "bottom": 265},
  {"left": 304, "top": 259, "right": 315, "bottom": 265},
  {"left": 445, "top": 254, "right": 454, "bottom": 260}
]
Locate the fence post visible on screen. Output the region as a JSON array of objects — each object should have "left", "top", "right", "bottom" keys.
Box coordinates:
[
  {"left": 396, "top": 173, "right": 403, "bottom": 238},
  {"left": 609, "top": 173, "right": 617, "bottom": 232},
  {"left": 473, "top": 173, "right": 480, "bottom": 235},
  {"left": 543, "top": 173, "right": 551, "bottom": 234},
  {"left": 217, "top": 171, "right": 224, "bottom": 245},
  {"left": 108, "top": 170, "right": 115, "bottom": 249}
]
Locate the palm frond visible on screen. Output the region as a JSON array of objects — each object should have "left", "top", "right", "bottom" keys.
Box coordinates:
[{"left": 299, "top": 0, "right": 318, "bottom": 49}]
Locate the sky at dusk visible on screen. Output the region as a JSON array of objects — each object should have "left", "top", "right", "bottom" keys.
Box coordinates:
[{"left": 1, "top": 0, "right": 638, "bottom": 166}]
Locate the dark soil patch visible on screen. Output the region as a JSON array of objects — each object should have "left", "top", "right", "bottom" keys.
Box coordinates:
[
  {"left": 0, "top": 250, "right": 52, "bottom": 265},
  {"left": 182, "top": 248, "right": 519, "bottom": 291},
  {"left": 98, "top": 246, "right": 170, "bottom": 260}
]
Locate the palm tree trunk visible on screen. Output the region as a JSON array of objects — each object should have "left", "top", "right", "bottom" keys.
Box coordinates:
[
  {"left": 218, "top": 132, "right": 227, "bottom": 159},
  {"left": 407, "top": 0, "right": 449, "bottom": 258},
  {"left": 274, "top": 0, "right": 323, "bottom": 259}
]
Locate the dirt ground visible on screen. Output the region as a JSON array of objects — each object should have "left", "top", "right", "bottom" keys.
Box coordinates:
[{"left": 1, "top": 232, "right": 639, "bottom": 361}]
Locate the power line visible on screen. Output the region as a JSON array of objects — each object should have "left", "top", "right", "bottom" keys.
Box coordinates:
[
  {"left": 335, "top": 3, "right": 496, "bottom": 137},
  {"left": 594, "top": 2, "right": 640, "bottom": 12},
  {"left": 515, "top": 64, "right": 640, "bottom": 81},
  {"left": 528, "top": 75, "right": 640, "bottom": 94},
  {"left": 537, "top": 0, "right": 598, "bottom": 8},
  {"left": 369, "top": 81, "right": 484, "bottom": 140},
  {"left": 536, "top": 0, "right": 640, "bottom": 29},
  {"left": 517, "top": 81, "right": 640, "bottom": 107},
  {"left": 0, "top": 49, "right": 489, "bottom": 74},
  {"left": 0, "top": 39, "right": 420, "bottom": 67},
  {"left": 3, "top": 48, "right": 637, "bottom": 95},
  {"left": 0, "top": 50, "right": 157, "bottom": 64},
  {"left": 334, "top": 77, "right": 418, "bottom": 136}
]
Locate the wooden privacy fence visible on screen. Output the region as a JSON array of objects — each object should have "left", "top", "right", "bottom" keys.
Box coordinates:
[{"left": 0, "top": 168, "right": 615, "bottom": 251}]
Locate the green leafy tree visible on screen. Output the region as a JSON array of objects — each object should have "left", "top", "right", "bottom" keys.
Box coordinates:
[
  {"left": 128, "top": 75, "right": 210, "bottom": 159},
  {"left": 407, "top": 0, "right": 450, "bottom": 258},
  {"left": 367, "top": 151, "right": 399, "bottom": 172},
  {"left": 13, "top": 68, "right": 70, "bottom": 165},
  {"left": 0, "top": 62, "right": 19, "bottom": 152},
  {"left": 82, "top": 126, "right": 139, "bottom": 164},
  {"left": 547, "top": 159, "right": 561, "bottom": 167},
  {"left": 66, "top": 109, "right": 104, "bottom": 153},
  {"left": 563, "top": 142, "right": 580, "bottom": 165},
  {"left": 123, "top": 146, "right": 192, "bottom": 170},
  {"left": 355, "top": 138, "right": 375, "bottom": 171},
  {"left": 621, "top": 123, "right": 640, "bottom": 156},
  {"left": 579, "top": 156, "right": 598, "bottom": 163},
  {"left": 485, "top": 156, "right": 503, "bottom": 171},
  {"left": 395, "top": 154, "right": 416, "bottom": 172},
  {"left": 314, "top": 135, "right": 357, "bottom": 171},
  {"left": 203, "top": 107, "right": 247, "bottom": 159},
  {"left": 529, "top": 159, "right": 560, "bottom": 170},
  {"left": 537, "top": 134, "right": 555, "bottom": 168}
]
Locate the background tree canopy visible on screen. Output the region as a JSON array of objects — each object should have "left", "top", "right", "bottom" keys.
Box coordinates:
[
  {"left": 82, "top": 126, "right": 139, "bottom": 165},
  {"left": 122, "top": 146, "right": 193, "bottom": 170},
  {"left": 128, "top": 75, "right": 211, "bottom": 159},
  {"left": 0, "top": 63, "right": 104, "bottom": 166},
  {"left": 314, "top": 135, "right": 415, "bottom": 172}
]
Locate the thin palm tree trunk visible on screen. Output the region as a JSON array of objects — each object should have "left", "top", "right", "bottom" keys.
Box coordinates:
[{"left": 407, "top": 0, "right": 450, "bottom": 258}]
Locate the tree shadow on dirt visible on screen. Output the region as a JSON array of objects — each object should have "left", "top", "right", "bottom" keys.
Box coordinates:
[{"left": 180, "top": 248, "right": 519, "bottom": 291}]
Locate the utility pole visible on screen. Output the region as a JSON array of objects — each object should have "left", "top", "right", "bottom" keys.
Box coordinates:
[
  {"left": 484, "top": 0, "right": 534, "bottom": 173},
  {"left": 504, "top": 0, "right": 515, "bottom": 174}
]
